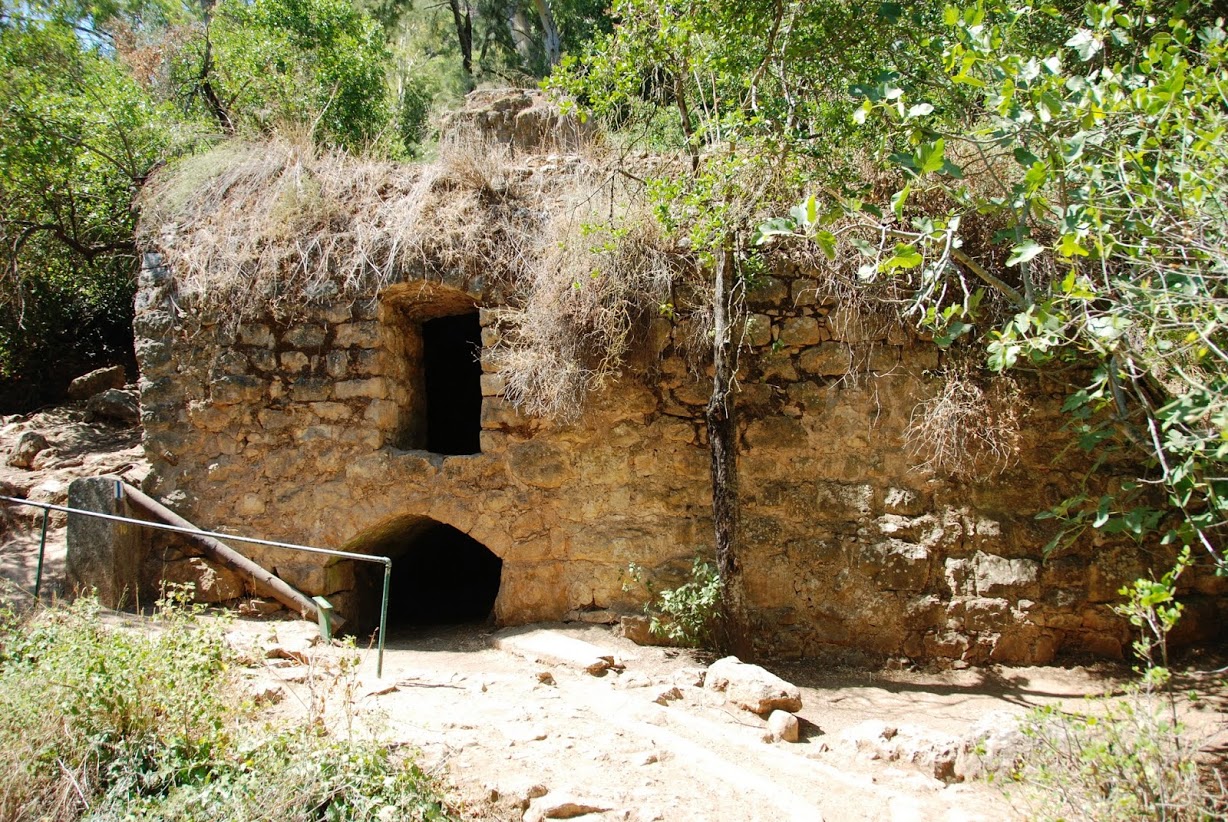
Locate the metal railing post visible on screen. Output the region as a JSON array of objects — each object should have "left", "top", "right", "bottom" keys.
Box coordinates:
[
  {"left": 34, "top": 508, "right": 48, "bottom": 599},
  {"left": 379, "top": 558, "right": 391, "bottom": 678}
]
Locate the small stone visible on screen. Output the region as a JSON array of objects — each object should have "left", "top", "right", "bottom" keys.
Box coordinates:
[
  {"left": 524, "top": 794, "right": 611, "bottom": 822},
  {"left": 766, "top": 710, "right": 800, "bottom": 743},
  {"left": 250, "top": 685, "right": 283, "bottom": 705},
  {"left": 653, "top": 686, "right": 683, "bottom": 706},
  {"left": 7, "top": 431, "right": 49, "bottom": 469},
  {"left": 536, "top": 670, "right": 556, "bottom": 685}
]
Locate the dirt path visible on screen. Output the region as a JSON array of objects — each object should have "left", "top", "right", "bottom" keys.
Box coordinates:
[{"left": 233, "top": 618, "right": 1156, "bottom": 822}]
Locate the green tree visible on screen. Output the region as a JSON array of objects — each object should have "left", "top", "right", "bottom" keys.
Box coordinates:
[
  {"left": 0, "top": 8, "right": 175, "bottom": 405},
  {"left": 767, "top": 0, "right": 1228, "bottom": 566},
  {"left": 552, "top": 0, "right": 950, "bottom": 656}
]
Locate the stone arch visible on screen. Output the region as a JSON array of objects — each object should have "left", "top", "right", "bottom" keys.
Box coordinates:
[
  {"left": 337, "top": 513, "right": 503, "bottom": 633},
  {"left": 378, "top": 280, "right": 485, "bottom": 456}
]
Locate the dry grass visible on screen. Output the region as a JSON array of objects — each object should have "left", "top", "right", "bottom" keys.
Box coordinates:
[
  {"left": 906, "top": 363, "right": 1024, "bottom": 478},
  {"left": 139, "top": 133, "right": 686, "bottom": 418}
]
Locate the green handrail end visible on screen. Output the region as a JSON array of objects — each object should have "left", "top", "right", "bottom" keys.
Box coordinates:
[{"left": 312, "top": 595, "right": 334, "bottom": 642}]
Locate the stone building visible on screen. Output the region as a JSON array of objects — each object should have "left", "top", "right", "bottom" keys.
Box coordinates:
[
  {"left": 128, "top": 263, "right": 1228, "bottom": 665},
  {"left": 124, "top": 94, "right": 1225, "bottom": 665}
]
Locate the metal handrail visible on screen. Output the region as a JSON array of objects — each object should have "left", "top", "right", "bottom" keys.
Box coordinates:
[{"left": 0, "top": 492, "right": 393, "bottom": 677}]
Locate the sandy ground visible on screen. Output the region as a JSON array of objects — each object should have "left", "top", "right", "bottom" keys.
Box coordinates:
[
  {"left": 230, "top": 617, "right": 1227, "bottom": 822},
  {"left": 1, "top": 404, "right": 1225, "bottom": 821}
]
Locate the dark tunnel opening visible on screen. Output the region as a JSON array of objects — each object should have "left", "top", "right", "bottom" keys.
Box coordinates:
[
  {"left": 422, "top": 312, "right": 482, "bottom": 456},
  {"left": 366, "top": 520, "right": 502, "bottom": 630}
]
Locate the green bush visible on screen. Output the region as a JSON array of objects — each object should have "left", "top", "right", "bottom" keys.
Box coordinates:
[
  {"left": 625, "top": 557, "right": 722, "bottom": 648},
  {"left": 0, "top": 591, "right": 452, "bottom": 821}
]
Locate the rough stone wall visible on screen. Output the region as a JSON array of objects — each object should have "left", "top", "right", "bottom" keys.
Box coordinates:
[{"left": 134, "top": 252, "right": 1227, "bottom": 664}]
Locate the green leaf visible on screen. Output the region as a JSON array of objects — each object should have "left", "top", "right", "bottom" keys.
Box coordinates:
[
  {"left": 1007, "top": 240, "right": 1044, "bottom": 267},
  {"left": 752, "top": 217, "right": 796, "bottom": 246},
  {"left": 816, "top": 230, "right": 837, "bottom": 261},
  {"left": 907, "top": 102, "right": 934, "bottom": 118},
  {"left": 882, "top": 243, "right": 923, "bottom": 271},
  {"left": 1066, "top": 29, "right": 1102, "bottom": 61}
]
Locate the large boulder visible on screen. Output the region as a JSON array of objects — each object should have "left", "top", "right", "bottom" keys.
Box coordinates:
[
  {"left": 86, "top": 389, "right": 140, "bottom": 424},
  {"left": 7, "top": 431, "right": 49, "bottom": 469},
  {"left": 67, "top": 365, "right": 126, "bottom": 400},
  {"left": 704, "top": 656, "right": 802, "bottom": 715}
]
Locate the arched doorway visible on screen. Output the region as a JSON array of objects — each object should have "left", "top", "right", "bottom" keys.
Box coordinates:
[{"left": 342, "top": 515, "right": 502, "bottom": 633}]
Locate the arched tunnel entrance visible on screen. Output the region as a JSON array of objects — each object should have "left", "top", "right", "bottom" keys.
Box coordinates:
[{"left": 342, "top": 516, "right": 502, "bottom": 634}]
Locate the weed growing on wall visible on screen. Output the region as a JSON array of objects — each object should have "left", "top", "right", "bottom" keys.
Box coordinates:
[{"left": 625, "top": 557, "right": 722, "bottom": 649}]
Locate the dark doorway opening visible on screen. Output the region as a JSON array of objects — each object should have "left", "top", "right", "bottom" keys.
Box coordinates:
[
  {"left": 422, "top": 312, "right": 482, "bottom": 455},
  {"left": 387, "top": 522, "right": 502, "bottom": 626}
]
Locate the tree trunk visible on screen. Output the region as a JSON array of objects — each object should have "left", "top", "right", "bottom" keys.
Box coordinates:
[
  {"left": 448, "top": 0, "right": 475, "bottom": 78},
  {"left": 707, "top": 245, "right": 754, "bottom": 660},
  {"left": 532, "top": 0, "right": 562, "bottom": 66}
]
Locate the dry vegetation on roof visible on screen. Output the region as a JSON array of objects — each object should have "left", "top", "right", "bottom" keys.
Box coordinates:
[{"left": 138, "top": 134, "right": 688, "bottom": 418}]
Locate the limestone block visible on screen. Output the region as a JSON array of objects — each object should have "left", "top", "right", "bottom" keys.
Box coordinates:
[
  {"left": 973, "top": 552, "right": 1039, "bottom": 598},
  {"left": 334, "top": 321, "right": 381, "bottom": 348},
  {"left": 276, "top": 352, "right": 312, "bottom": 375},
  {"left": 324, "top": 351, "right": 350, "bottom": 378},
  {"left": 866, "top": 345, "right": 900, "bottom": 371},
  {"left": 309, "top": 402, "right": 352, "bottom": 422},
  {"left": 778, "top": 316, "right": 822, "bottom": 348},
  {"left": 283, "top": 324, "right": 327, "bottom": 349},
  {"left": 289, "top": 378, "right": 332, "bottom": 402},
  {"left": 480, "top": 373, "right": 507, "bottom": 396},
  {"left": 766, "top": 710, "right": 800, "bottom": 743},
  {"left": 334, "top": 377, "right": 387, "bottom": 400},
  {"left": 798, "top": 344, "right": 852, "bottom": 376},
  {"left": 320, "top": 303, "right": 352, "bottom": 323},
  {"left": 743, "top": 314, "right": 772, "bottom": 347},
  {"left": 758, "top": 352, "right": 798, "bottom": 382},
  {"left": 863, "top": 540, "right": 931, "bottom": 592},
  {"left": 990, "top": 622, "right": 1059, "bottom": 665},
  {"left": 363, "top": 399, "right": 400, "bottom": 428},
  {"left": 66, "top": 476, "right": 147, "bottom": 609},
  {"left": 8, "top": 431, "right": 49, "bottom": 469},
  {"left": 747, "top": 276, "right": 788, "bottom": 307},
  {"left": 791, "top": 279, "right": 821, "bottom": 307},
  {"left": 68, "top": 365, "right": 126, "bottom": 400},
  {"left": 882, "top": 486, "right": 927, "bottom": 516},
  {"left": 87, "top": 389, "right": 141, "bottom": 423},
  {"left": 924, "top": 631, "right": 969, "bottom": 659},
  {"left": 704, "top": 656, "right": 802, "bottom": 715},
  {"left": 210, "top": 376, "right": 265, "bottom": 405},
  {"left": 508, "top": 442, "right": 568, "bottom": 489},
  {"left": 481, "top": 397, "right": 532, "bottom": 429},
  {"left": 735, "top": 383, "right": 774, "bottom": 408},
  {"left": 237, "top": 324, "right": 274, "bottom": 347},
  {"left": 134, "top": 338, "right": 172, "bottom": 370},
  {"left": 161, "top": 557, "right": 245, "bottom": 603},
  {"left": 744, "top": 417, "right": 807, "bottom": 450},
  {"left": 828, "top": 305, "right": 891, "bottom": 343},
  {"left": 963, "top": 597, "right": 1011, "bottom": 632},
  {"left": 351, "top": 349, "right": 387, "bottom": 376},
  {"left": 209, "top": 350, "right": 250, "bottom": 378},
  {"left": 672, "top": 379, "right": 709, "bottom": 407}
]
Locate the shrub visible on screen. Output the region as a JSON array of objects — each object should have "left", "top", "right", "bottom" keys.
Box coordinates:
[
  {"left": 625, "top": 557, "right": 722, "bottom": 648},
  {"left": 0, "top": 589, "right": 452, "bottom": 821}
]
